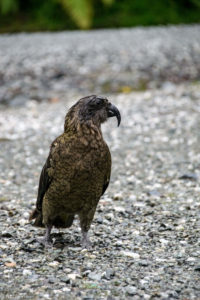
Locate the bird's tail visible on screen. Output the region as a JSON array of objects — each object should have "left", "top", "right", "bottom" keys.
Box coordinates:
[
  {"left": 53, "top": 215, "right": 74, "bottom": 228},
  {"left": 29, "top": 209, "right": 44, "bottom": 227},
  {"left": 29, "top": 209, "right": 74, "bottom": 228}
]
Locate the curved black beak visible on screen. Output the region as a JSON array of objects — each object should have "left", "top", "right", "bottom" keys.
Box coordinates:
[{"left": 107, "top": 103, "right": 121, "bottom": 126}]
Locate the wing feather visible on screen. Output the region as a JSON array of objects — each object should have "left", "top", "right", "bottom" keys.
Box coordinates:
[
  {"left": 35, "top": 137, "right": 60, "bottom": 211},
  {"left": 36, "top": 155, "right": 52, "bottom": 211},
  {"left": 101, "top": 145, "right": 111, "bottom": 196}
]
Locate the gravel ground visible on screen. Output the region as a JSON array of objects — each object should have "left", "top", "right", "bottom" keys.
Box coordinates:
[
  {"left": 0, "top": 25, "right": 200, "bottom": 105},
  {"left": 1, "top": 25, "right": 200, "bottom": 299},
  {"left": 1, "top": 82, "right": 200, "bottom": 299}
]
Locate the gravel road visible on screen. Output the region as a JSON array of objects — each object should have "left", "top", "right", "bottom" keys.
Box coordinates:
[
  {"left": 1, "top": 26, "right": 200, "bottom": 299},
  {"left": 0, "top": 25, "right": 200, "bottom": 105}
]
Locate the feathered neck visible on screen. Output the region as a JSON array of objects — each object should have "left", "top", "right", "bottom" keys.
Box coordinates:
[{"left": 64, "top": 111, "right": 102, "bottom": 138}]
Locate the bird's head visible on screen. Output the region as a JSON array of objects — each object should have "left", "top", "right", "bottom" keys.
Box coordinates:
[{"left": 65, "top": 95, "right": 121, "bottom": 131}]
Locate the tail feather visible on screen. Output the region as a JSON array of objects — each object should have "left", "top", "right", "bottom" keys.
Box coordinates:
[
  {"left": 53, "top": 215, "right": 74, "bottom": 228},
  {"left": 29, "top": 209, "right": 74, "bottom": 228},
  {"left": 29, "top": 209, "right": 44, "bottom": 227},
  {"left": 29, "top": 208, "right": 38, "bottom": 221}
]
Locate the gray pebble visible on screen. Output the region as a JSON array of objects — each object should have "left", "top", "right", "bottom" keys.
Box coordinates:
[{"left": 126, "top": 286, "right": 137, "bottom": 295}]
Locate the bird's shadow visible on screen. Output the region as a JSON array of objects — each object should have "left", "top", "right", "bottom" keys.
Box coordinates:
[
  {"left": 19, "top": 230, "right": 108, "bottom": 252},
  {"left": 18, "top": 231, "right": 82, "bottom": 252},
  {"left": 52, "top": 232, "right": 80, "bottom": 249}
]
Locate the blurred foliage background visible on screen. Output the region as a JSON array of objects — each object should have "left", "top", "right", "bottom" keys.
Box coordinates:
[{"left": 0, "top": 0, "right": 200, "bottom": 32}]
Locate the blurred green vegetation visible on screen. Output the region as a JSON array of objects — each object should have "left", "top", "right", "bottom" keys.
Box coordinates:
[{"left": 0, "top": 0, "right": 200, "bottom": 32}]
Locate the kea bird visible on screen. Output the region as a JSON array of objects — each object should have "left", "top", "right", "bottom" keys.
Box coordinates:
[{"left": 29, "top": 95, "right": 121, "bottom": 248}]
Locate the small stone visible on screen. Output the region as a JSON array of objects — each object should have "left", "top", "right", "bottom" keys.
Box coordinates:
[
  {"left": 63, "top": 268, "right": 72, "bottom": 273},
  {"left": 105, "top": 213, "right": 114, "bottom": 220},
  {"left": 160, "top": 238, "right": 169, "bottom": 245},
  {"left": 147, "top": 190, "right": 160, "bottom": 197},
  {"left": 88, "top": 272, "right": 102, "bottom": 281},
  {"left": 129, "top": 194, "right": 136, "bottom": 201},
  {"left": 84, "top": 263, "right": 93, "bottom": 270},
  {"left": 48, "top": 261, "right": 59, "bottom": 267},
  {"left": 68, "top": 273, "right": 78, "bottom": 280},
  {"left": 113, "top": 206, "right": 125, "bottom": 213},
  {"left": 139, "top": 260, "right": 149, "bottom": 266},
  {"left": 82, "top": 270, "right": 91, "bottom": 277},
  {"left": 187, "top": 257, "right": 196, "bottom": 262},
  {"left": 62, "top": 287, "right": 71, "bottom": 292},
  {"left": 96, "top": 216, "right": 103, "bottom": 224},
  {"left": 23, "top": 269, "right": 32, "bottom": 276},
  {"left": 102, "top": 268, "right": 115, "bottom": 280},
  {"left": 18, "top": 218, "right": 27, "bottom": 226},
  {"left": 127, "top": 175, "right": 135, "bottom": 183},
  {"left": 179, "top": 173, "right": 198, "bottom": 181},
  {"left": 1, "top": 232, "right": 13, "bottom": 238},
  {"left": 194, "top": 265, "right": 200, "bottom": 271},
  {"left": 113, "top": 193, "right": 123, "bottom": 200},
  {"left": 23, "top": 212, "right": 30, "bottom": 218},
  {"left": 5, "top": 261, "right": 16, "bottom": 268},
  {"left": 120, "top": 251, "right": 140, "bottom": 259},
  {"left": 140, "top": 279, "right": 149, "bottom": 286},
  {"left": 10, "top": 95, "right": 27, "bottom": 107},
  {"left": 176, "top": 225, "right": 184, "bottom": 231},
  {"left": 126, "top": 286, "right": 137, "bottom": 295},
  {"left": 48, "top": 277, "right": 56, "bottom": 284},
  {"left": 42, "top": 294, "right": 51, "bottom": 299},
  {"left": 60, "top": 276, "right": 70, "bottom": 283}
]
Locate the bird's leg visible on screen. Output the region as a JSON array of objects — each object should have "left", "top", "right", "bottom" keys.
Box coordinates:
[
  {"left": 81, "top": 229, "right": 91, "bottom": 249},
  {"left": 43, "top": 224, "right": 53, "bottom": 248},
  {"left": 79, "top": 208, "right": 96, "bottom": 249}
]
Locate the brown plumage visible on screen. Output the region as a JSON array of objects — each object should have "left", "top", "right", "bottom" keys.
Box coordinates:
[{"left": 29, "top": 95, "right": 121, "bottom": 248}]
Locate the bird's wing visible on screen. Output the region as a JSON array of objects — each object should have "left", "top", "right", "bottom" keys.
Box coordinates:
[
  {"left": 102, "top": 180, "right": 109, "bottom": 196},
  {"left": 101, "top": 146, "right": 111, "bottom": 196},
  {"left": 36, "top": 154, "right": 52, "bottom": 211},
  {"left": 36, "top": 137, "right": 61, "bottom": 212}
]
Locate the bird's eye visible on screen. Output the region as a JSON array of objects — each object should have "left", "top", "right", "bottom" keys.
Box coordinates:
[
  {"left": 89, "top": 97, "right": 104, "bottom": 108},
  {"left": 95, "top": 98, "right": 104, "bottom": 106}
]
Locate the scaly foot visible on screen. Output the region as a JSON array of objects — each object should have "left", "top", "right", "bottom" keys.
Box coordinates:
[{"left": 81, "top": 230, "right": 92, "bottom": 249}]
